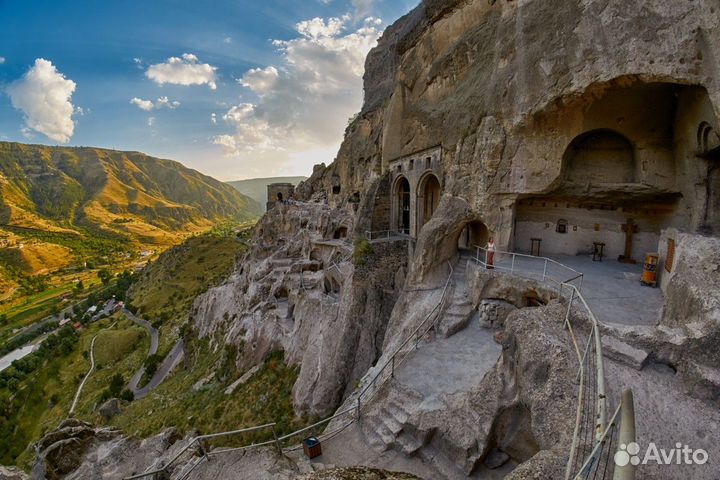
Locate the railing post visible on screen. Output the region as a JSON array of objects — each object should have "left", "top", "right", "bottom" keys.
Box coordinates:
[
  {"left": 594, "top": 325, "right": 607, "bottom": 442},
  {"left": 197, "top": 438, "right": 210, "bottom": 462},
  {"left": 271, "top": 424, "right": 282, "bottom": 454},
  {"left": 613, "top": 390, "right": 636, "bottom": 480},
  {"left": 511, "top": 254, "right": 515, "bottom": 273},
  {"left": 543, "top": 258, "right": 548, "bottom": 281}
]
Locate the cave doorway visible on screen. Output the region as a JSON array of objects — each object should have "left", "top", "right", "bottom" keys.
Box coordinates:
[
  {"left": 418, "top": 173, "right": 441, "bottom": 230},
  {"left": 457, "top": 221, "right": 489, "bottom": 254},
  {"left": 394, "top": 176, "right": 411, "bottom": 235}
]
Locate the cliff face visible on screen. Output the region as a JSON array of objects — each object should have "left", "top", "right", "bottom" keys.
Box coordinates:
[
  {"left": 192, "top": 202, "right": 407, "bottom": 415},
  {"left": 299, "top": 0, "right": 720, "bottom": 340},
  {"left": 190, "top": 0, "right": 720, "bottom": 475}
]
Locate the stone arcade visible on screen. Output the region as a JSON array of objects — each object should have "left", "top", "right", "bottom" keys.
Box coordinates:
[{"left": 369, "top": 81, "right": 719, "bottom": 271}]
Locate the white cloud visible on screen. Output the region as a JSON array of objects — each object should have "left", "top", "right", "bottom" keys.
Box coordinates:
[
  {"left": 0, "top": 57, "right": 5, "bottom": 65},
  {"left": 223, "top": 36, "right": 232, "bottom": 44},
  {"left": 7, "top": 58, "right": 77, "bottom": 143},
  {"left": 147, "top": 116, "right": 156, "bottom": 127},
  {"left": 211, "top": 113, "right": 217, "bottom": 125},
  {"left": 155, "top": 96, "right": 180, "bottom": 109},
  {"left": 130, "top": 97, "right": 154, "bottom": 111},
  {"left": 146, "top": 53, "right": 217, "bottom": 90},
  {"left": 214, "top": 15, "right": 382, "bottom": 164},
  {"left": 239, "top": 66, "right": 279, "bottom": 96},
  {"left": 130, "top": 96, "right": 180, "bottom": 111}
]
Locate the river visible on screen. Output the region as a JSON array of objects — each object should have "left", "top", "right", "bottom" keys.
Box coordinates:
[{"left": 0, "top": 344, "right": 39, "bottom": 373}]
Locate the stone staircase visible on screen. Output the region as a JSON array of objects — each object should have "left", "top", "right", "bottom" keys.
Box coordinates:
[
  {"left": 360, "top": 385, "right": 427, "bottom": 456},
  {"left": 438, "top": 255, "right": 474, "bottom": 337}
]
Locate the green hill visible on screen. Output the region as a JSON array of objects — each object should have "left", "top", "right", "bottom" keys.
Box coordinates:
[
  {"left": 227, "top": 176, "right": 306, "bottom": 211},
  {"left": 0, "top": 141, "right": 261, "bottom": 319}
]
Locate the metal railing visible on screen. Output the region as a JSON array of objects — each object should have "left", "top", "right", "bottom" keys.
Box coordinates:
[
  {"left": 125, "top": 261, "right": 455, "bottom": 480},
  {"left": 354, "top": 260, "right": 454, "bottom": 415},
  {"left": 470, "top": 246, "right": 634, "bottom": 480},
  {"left": 364, "top": 229, "right": 411, "bottom": 241},
  {"left": 473, "top": 245, "right": 584, "bottom": 291},
  {"left": 124, "top": 423, "right": 279, "bottom": 480},
  {"left": 560, "top": 283, "right": 635, "bottom": 480}
]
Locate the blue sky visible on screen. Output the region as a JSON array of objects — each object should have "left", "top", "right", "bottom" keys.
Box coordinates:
[{"left": 0, "top": 0, "right": 417, "bottom": 180}]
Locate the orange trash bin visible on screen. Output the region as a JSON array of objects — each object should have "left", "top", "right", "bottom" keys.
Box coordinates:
[{"left": 641, "top": 253, "right": 659, "bottom": 287}]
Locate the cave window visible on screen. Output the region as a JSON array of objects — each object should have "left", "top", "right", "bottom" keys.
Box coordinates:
[
  {"left": 332, "top": 185, "right": 341, "bottom": 195},
  {"left": 396, "top": 165, "right": 402, "bottom": 173},
  {"left": 409, "top": 159, "right": 414, "bottom": 170},
  {"left": 334, "top": 227, "right": 348, "bottom": 239},
  {"left": 665, "top": 238, "right": 675, "bottom": 273},
  {"left": 426, "top": 157, "right": 431, "bottom": 169},
  {"left": 277, "top": 192, "right": 283, "bottom": 202},
  {"left": 556, "top": 219, "right": 568, "bottom": 234}
]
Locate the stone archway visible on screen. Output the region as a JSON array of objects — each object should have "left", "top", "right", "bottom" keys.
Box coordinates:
[
  {"left": 563, "top": 129, "right": 636, "bottom": 184},
  {"left": 698, "top": 122, "right": 720, "bottom": 234},
  {"left": 393, "top": 176, "right": 411, "bottom": 234},
  {"left": 417, "top": 172, "right": 441, "bottom": 230},
  {"left": 457, "top": 220, "right": 489, "bottom": 253}
]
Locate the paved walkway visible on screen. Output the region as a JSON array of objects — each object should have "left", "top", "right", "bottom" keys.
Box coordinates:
[
  {"left": 293, "top": 321, "right": 502, "bottom": 479},
  {"left": 485, "top": 253, "right": 663, "bottom": 327}
]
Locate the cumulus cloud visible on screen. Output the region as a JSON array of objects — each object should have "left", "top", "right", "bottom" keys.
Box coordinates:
[
  {"left": 130, "top": 96, "right": 180, "bottom": 111},
  {"left": 239, "top": 66, "right": 279, "bottom": 96},
  {"left": 0, "top": 57, "right": 5, "bottom": 65},
  {"left": 146, "top": 53, "right": 217, "bottom": 90},
  {"left": 130, "top": 97, "right": 154, "bottom": 111},
  {"left": 7, "top": 58, "right": 77, "bottom": 143},
  {"left": 214, "top": 15, "right": 382, "bottom": 161}
]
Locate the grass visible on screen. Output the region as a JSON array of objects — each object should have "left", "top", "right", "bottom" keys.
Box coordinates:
[
  {"left": 11, "top": 316, "right": 149, "bottom": 469},
  {"left": 110, "top": 344, "right": 309, "bottom": 448},
  {"left": 127, "top": 232, "right": 249, "bottom": 356}
]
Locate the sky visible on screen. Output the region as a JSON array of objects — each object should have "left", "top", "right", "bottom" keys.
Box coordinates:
[{"left": 0, "top": 0, "right": 418, "bottom": 180}]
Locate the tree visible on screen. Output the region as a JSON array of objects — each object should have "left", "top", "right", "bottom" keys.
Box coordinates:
[
  {"left": 97, "top": 269, "right": 112, "bottom": 285},
  {"left": 119, "top": 389, "right": 134, "bottom": 402},
  {"left": 108, "top": 373, "right": 124, "bottom": 398},
  {"left": 74, "top": 280, "right": 85, "bottom": 293}
]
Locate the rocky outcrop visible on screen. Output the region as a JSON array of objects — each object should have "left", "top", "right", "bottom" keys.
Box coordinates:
[
  {"left": 192, "top": 202, "right": 407, "bottom": 415},
  {"left": 0, "top": 466, "right": 29, "bottom": 480},
  {"left": 31, "top": 419, "right": 192, "bottom": 480}
]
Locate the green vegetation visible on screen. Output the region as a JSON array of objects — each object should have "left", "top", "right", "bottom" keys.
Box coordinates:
[
  {"left": 0, "top": 141, "right": 262, "bottom": 338},
  {"left": 352, "top": 238, "right": 374, "bottom": 265},
  {"left": 127, "top": 229, "right": 250, "bottom": 355},
  {"left": 6, "top": 316, "right": 149, "bottom": 468},
  {"left": 111, "top": 346, "right": 308, "bottom": 447}
]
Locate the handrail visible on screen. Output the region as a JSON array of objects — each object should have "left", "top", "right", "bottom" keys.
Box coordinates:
[
  {"left": 125, "top": 261, "right": 456, "bottom": 480},
  {"left": 473, "top": 245, "right": 584, "bottom": 290},
  {"left": 365, "top": 229, "right": 411, "bottom": 241},
  {"left": 469, "top": 245, "right": 632, "bottom": 480},
  {"left": 354, "top": 260, "right": 454, "bottom": 414}
]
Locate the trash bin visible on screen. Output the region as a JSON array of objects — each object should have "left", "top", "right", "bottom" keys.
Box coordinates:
[
  {"left": 303, "top": 436, "right": 322, "bottom": 459},
  {"left": 641, "top": 253, "right": 659, "bottom": 287}
]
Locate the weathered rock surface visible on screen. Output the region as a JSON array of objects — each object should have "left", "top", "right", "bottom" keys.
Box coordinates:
[
  {"left": 192, "top": 202, "right": 407, "bottom": 415},
  {"left": 0, "top": 466, "right": 29, "bottom": 480},
  {"left": 98, "top": 398, "right": 121, "bottom": 421}
]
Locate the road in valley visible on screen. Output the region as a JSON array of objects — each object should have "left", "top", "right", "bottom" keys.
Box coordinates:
[{"left": 122, "top": 307, "right": 183, "bottom": 399}]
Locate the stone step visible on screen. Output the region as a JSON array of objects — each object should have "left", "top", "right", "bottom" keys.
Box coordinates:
[
  {"left": 397, "top": 431, "right": 424, "bottom": 455},
  {"left": 602, "top": 336, "right": 648, "bottom": 370}
]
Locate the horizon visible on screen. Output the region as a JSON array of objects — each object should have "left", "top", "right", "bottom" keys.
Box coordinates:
[{"left": 0, "top": 0, "right": 418, "bottom": 181}]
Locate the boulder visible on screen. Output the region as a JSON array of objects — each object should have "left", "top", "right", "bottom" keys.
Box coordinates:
[{"left": 98, "top": 398, "right": 121, "bottom": 421}]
